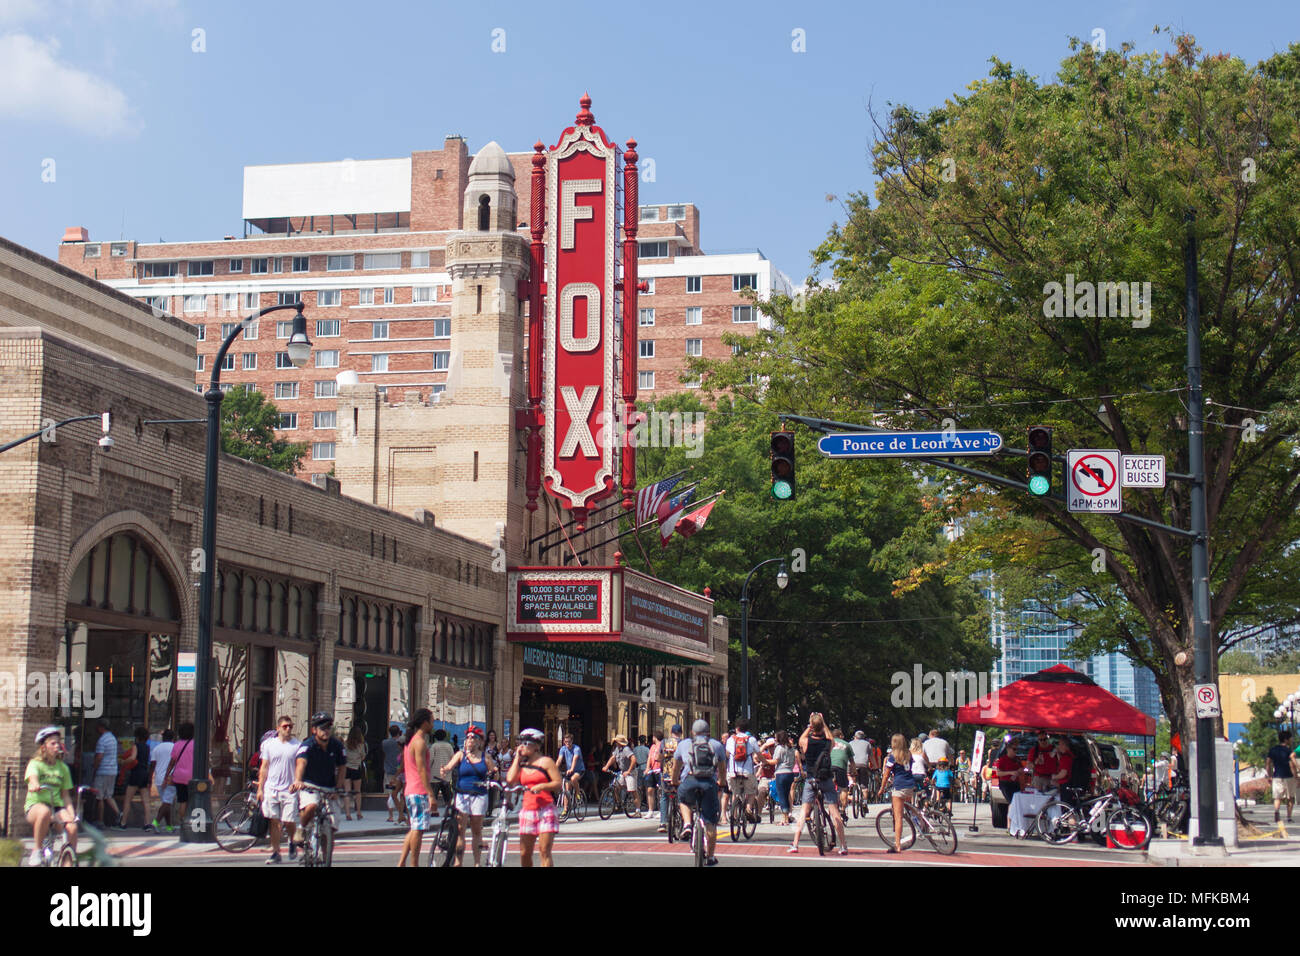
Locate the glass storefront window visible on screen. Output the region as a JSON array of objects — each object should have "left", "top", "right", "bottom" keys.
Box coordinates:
[
  {"left": 211, "top": 642, "right": 248, "bottom": 798},
  {"left": 275, "top": 649, "right": 310, "bottom": 734},
  {"left": 147, "top": 634, "right": 175, "bottom": 732},
  {"left": 427, "top": 674, "right": 487, "bottom": 742}
]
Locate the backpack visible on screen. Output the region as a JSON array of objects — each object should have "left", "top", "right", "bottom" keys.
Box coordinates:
[
  {"left": 732, "top": 734, "right": 749, "bottom": 765},
  {"left": 808, "top": 742, "right": 833, "bottom": 782},
  {"left": 690, "top": 737, "right": 716, "bottom": 779}
]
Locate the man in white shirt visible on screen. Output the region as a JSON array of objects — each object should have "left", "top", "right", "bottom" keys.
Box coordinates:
[
  {"left": 725, "top": 718, "right": 760, "bottom": 822},
  {"left": 91, "top": 720, "right": 123, "bottom": 829},
  {"left": 922, "top": 729, "right": 953, "bottom": 767},
  {"left": 257, "top": 715, "right": 302, "bottom": 864},
  {"left": 148, "top": 730, "right": 175, "bottom": 832}
]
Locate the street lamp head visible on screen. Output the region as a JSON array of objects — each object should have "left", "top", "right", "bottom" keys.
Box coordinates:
[
  {"left": 776, "top": 562, "right": 789, "bottom": 590},
  {"left": 287, "top": 308, "right": 312, "bottom": 368}
]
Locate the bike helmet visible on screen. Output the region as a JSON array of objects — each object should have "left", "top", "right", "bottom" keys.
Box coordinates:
[
  {"left": 466, "top": 724, "right": 484, "bottom": 739},
  {"left": 35, "top": 725, "right": 62, "bottom": 745},
  {"left": 518, "top": 728, "right": 545, "bottom": 745},
  {"left": 309, "top": 712, "right": 333, "bottom": 729}
]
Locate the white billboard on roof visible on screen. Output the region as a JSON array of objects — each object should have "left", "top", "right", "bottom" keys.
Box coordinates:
[{"left": 242, "top": 157, "right": 411, "bottom": 219}]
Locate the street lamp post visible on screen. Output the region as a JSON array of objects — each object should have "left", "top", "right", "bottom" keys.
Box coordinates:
[
  {"left": 739, "top": 557, "right": 789, "bottom": 724},
  {"left": 0, "top": 412, "right": 112, "bottom": 454},
  {"left": 185, "top": 304, "right": 310, "bottom": 842}
]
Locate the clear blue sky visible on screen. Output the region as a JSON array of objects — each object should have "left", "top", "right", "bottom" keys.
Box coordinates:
[{"left": 2, "top": 0, "right": 1297, "bottom": 281}]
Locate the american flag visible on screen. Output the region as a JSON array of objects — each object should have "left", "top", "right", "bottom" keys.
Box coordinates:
[{"left": 635, "top": 475, "right": 683, "bottom": 526}]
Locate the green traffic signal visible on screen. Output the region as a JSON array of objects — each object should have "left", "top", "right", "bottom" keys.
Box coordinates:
[
  {"left": 771, "top": 479, "right": 794, "bottom": 500},
  {"left": 1028, "top": 474, "right": 1050, "bottom": 496}
]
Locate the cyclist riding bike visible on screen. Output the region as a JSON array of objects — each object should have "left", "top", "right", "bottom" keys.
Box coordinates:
[
  {"left": 657, "top": 724, "right": 684, "bottom": 834},
  {"left": 26, "top": 726, "right": 78, "bottom": 867},
  {"left": 556, "top": 733, "right": 586, "bottom": 806},
  {"left": 849, "top": 731, "right": 874, "bottom": 789},
  {"left": 829, "top": 727, "right": 853, "bottom": 814},
  {"left": 725, "top": 718, "right": 760, "bottom": 824},
  {"left": 292, "top": 712, "right": 347, "bottom": 841},
  {"left": 672, "top": 719, "right": 726, "bottom": 866}
]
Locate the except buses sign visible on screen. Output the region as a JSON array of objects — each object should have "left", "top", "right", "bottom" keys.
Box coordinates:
[{"left": 541, "top": 97, "right": 621, "bottom": 525}]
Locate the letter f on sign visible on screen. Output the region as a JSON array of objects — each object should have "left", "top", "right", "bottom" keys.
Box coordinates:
[
  {"left": 559, "top": 386, "right": 600, "bottom": 457},
  {"left": 561, "top": 179, "right": 602, "bottom": 250}
]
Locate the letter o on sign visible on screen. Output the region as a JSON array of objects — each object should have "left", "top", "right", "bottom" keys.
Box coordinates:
[{"left": 560, "top": 282, "right": 601, "bottom": 352}]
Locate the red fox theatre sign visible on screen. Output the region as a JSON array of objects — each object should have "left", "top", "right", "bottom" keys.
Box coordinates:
[{"left": 514, "top": 95, "right": 713, "bottom": 668}]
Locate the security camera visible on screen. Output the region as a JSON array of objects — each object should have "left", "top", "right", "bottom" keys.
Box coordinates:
[{"left": 98, "top": 435, "right": 114, "bottom": 453}]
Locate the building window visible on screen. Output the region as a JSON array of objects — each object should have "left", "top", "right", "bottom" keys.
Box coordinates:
[
  {"left": 275, "top": 382, "right": 299, "bottom": 400},
  {"left": 412, "top": 286, "right": 434, "bottom": 302},
  {"left": 733, "top": 273, "right": 757, "bottom": 292},
  {"left": 683, "top": 375, "right": 702, "bottom": 389},
  {"left": 314, "top": 380, "right": 336, "bottom": 399},
  {"left": 667, "top": 204, "right": 687, "bottom": 221},
  {"left": 432, "top": 351, "right": 450, "bottom": 371},
  {"left": 144, "top": 262, "right": 178, "bottom": 278},
  {"left": 685, "top": 338, "right": 702, "bottom": 357},
  {"left": 372, "top": 321, "right": 389, "bottom": 340},
  {"left": 639, "top": 340, "right": 655, "bottom": 359},
  {"left": 313, "top": 442, "right": 336, "bottom": 461},
  {"left": 371, "top": 354, "right": 388, "bottom": 373},
  {"left": 184, "top": 294, "right": 207, "bottom": 313},
  {"left": 279, "top": 413, "right": 298, "bottom": 429},
  {"left": 431, "top": 384, "right": 446, "bottom": 395},
  {"left": 364, "top": 252, "right": 401, "bottom": 270},
  {"left": 292, "top": 256, "right": 309, "bottom": 273},
  {"left": 196, "top": 354, "right": 205, "bottom": 371},
  {"left": 732, "top": 305, "right": 756, "bottom": 323},
  {"left": 315, "top": 319, "right": 340, "bottom": 337},
  {"left": 241, "top": 384, "right": 257, "bottom": 394},
  {"left": 411, "top": 250, "right": 430, "bottom": 268},
  {"left": 638, "top": 241, "right": 669, "bottom": 258},
  {"left": 146, "top": 295, "right": 169, "bottom": 313},
  {"left": 638, "top": 309, "right": 655, "bottom": 327},
  {"left": 316, "top": 350, "right": 339, "bottom": 368},
  {"left": 276, "top": 321, "right": 294, "bottom": 338},
  {"left": 220, "top": 353, "right": 236, "bottom": 371},
  {"left": 326, "top": 254, "right": 353, "bottom": 272},
  {"left": 188, "top": 260, "right": 214, "bottom": 277},
  {"left": 277, "top": 291, "right": 301, "bottom": 306},
  {"left": 242, "top": 292, "right": 257, "bottom": 309},
  {"left": 685, "top": 307, "right": 702, "bottom": 325},
  {"left": 686, "top": 276, "right": 702, "bottom": 293},
  {"left": 317, "top": 289, "right": 340, "bottom": 307},
  {"left": 244, "top": 319, "right": 258, "bottom": 340},
  {"left": 195, "top": 324, "right": 206, "bottom": 341},
  {"left": 313, "top": 410, "right": 336, "bottom": 429},
  {"left": 220, "top": 322, "right": 241, "bottom": 339},
  {"left": 83, "top": 245, "right": 101, "bottom": 259},
  {"left": 731, "top": 343, "right": 742, "bottom": 356},
  {"left": 639, "top": 207, "right": 660, "bottom": 222},
  {"left": 358, "top": 288, "right": 374, "bottom": 305},
  {"left": 243, "top": 353, "right": 257, "bottom": 370},
  {"left": 221, "top": 292, "right": 238, "bottom": 313},
  {"left": 638, "top": 370, "right": 654, "bottom": 390},
  {"left": 432, "top": 319, "right": 450, "bottom": 338},
  {"left": 229, "top": 258, "right": 243, "bottom": 273},
  {"left": 250, "top": 258, "right": 269, "bottom": 274},
  {"left": 276, "top": 352, "right": 293, "bottom": 369},
  {"left": 110, "top": 242, "right": 128, "bottom": 257},
  {"left": 382, "top": 287, "right": 395, "bottom": 305}
]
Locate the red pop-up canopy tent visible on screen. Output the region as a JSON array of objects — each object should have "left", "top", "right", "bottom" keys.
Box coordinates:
[{"left": 956, "top": 664, "right": 1157, "bottom": 736}]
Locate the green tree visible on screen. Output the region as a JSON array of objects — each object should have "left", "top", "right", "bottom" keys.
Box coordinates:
[
  {"left": 1235, "top": 687, "right": 1282, "bottom": 769},
  {"left": 220, "top": 388, "right": 306, "bottom": 473},
  {"left": 1218, "top": 649, "right": 1264, "bottom": 674},
  {"left": 700, "top": 32, "right": 1300, "bottom": 745},
  {"left": 622, "top": 393, "right": 994, "bottom": 735}
]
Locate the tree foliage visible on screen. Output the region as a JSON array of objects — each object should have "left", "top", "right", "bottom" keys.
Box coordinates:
[
  {"left": 621, "top": 393, "right": 993, "bottom": 736},
  {"left": 219, "top": 388, "right": 306, "bottom": 473},
  {"left": 1234, "top": 687, "right": 1283, "bottom": 769},
  {"left": 698, "top": 32, "right": 1300, "bottom": 744}
]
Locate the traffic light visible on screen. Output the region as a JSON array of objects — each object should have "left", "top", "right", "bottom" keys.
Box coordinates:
[
  {"left": 1027, "top": 426, "right": 1052, "bottom": 496},
  {"left": 770, "top": 431, "right": 795, "bottom": 500}
]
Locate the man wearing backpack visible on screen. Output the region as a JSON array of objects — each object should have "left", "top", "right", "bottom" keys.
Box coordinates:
[
  {"left": 657, "top": 723, "right": 683, "bottom": 834},
  {"left": 725, "top": 718, "right": 760, "bottom": 826},
  {"left": 671, "top": 719, "right": 726, "bottom": 866}
]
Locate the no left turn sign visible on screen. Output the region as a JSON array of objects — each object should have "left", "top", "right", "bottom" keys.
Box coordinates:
[{"left": 1066, "top": 449, "right": 1122, "bottom": 513}]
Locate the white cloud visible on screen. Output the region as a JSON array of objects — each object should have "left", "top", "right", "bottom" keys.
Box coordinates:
[
  {"left": 0, "top": 0, "right": 44, "bottom": 25},
  {"left": 0, "top": 33, "right": 141, "bottom": 137}
]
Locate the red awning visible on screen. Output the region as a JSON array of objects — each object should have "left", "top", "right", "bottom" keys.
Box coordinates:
[{"left": 956, "top": 664, "right": 1157, "bottom": 736}]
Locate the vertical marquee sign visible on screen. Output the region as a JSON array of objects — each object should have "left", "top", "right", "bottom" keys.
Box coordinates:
[{"left": 534, "top": 94, "right": 638, "bottom": 529}]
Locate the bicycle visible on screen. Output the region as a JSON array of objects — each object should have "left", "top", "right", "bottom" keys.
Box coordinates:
[
  {"left": 483, "top": 781, "right": 526, "bottom": 867},
  {"left": 598, "top": 772, "right": 641, "bottom": 821},
  {"left": 846, "top": 778, "right": 866, "bottom": 819},
  {"left": 429, "top": 801, "right": 461, "bottom": 867},
  {"left": 727, "top": 785, "right": 758, "bottom": 842},
  {"left": 297, "top": 783, "right": 340, "bottom": 867},
  {"left": 874, "top": 795, "right": 957, "bottom": 854},
  {"left": 214, "top": 783, "right": 264, "bottom": 853},
  {"left": 1037, "top": 787, "right": 1151, "bottom": 849},
  {"left": 677, "top": 788, "right": 711, "bottom": 867},
  {"left": 557, "top": 779, "right": 588, "bottom": 822},
  {"left": 29, "top": 784, "right": 94, "bottom": 867},
  {"left": 662, "top": 782, "right": 684, "bottom": 843},
  {"left": 801, "top": 776, "right": 838, "bottom": 856}
]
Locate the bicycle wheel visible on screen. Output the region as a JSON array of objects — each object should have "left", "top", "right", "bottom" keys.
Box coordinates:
[
  {"left": 490, "top": 821, "right": 509, "bottom": 866},
  {"left": 1036, "top": 801, "right": 1080, "bottom": 845},
  {"left": 430, "top": 813, "right": 457, "bottom": 867},
  {"left": 741, "top": 801, "right": 757, "bottom": 840},
  {"left": 214, "top": 801, "right": 257, "bottom": 853},
  {"left": 1107, "top": 806, "right": 1152, "bottom": 850},
  {"left": 574, "top": 788, "right": 588, "bottom": 821},
  {"left": 598, "top": 786, "right": 616, "bottom": 821},
  {"left": 557, "top": 791, "right": 572, "bottom": 823},
  {"left": 924, "top": 812, "right": 958, "bottom": 855},
  {"left": 319, "top": 825, "right": 334, "bottom": 867},
  {"left": 812, "top": 803, "right": 827, "bottom": 856},
  {"left": 875, "top": 805, "right": 916, "bottom": 850},
  {"left": 729, "top": 800, "right": 741, "bottom": 842},
  {"left": 623, "top": 787, "right": 640, "bottom": 820},
  {"left": 57, "top": 844, "right": 78, "bottom": 867},
  {"left": 694, "top": 822, "right": 706, "bottom": 867}
]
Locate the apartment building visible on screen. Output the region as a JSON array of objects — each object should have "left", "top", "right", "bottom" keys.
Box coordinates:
[{"left": 56, "top": 140, "right": 791, "bottom": 481}]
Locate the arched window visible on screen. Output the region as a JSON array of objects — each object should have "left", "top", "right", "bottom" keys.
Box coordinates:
[{"left": 477, "top": 195, "right": 490, "bottom": 231}]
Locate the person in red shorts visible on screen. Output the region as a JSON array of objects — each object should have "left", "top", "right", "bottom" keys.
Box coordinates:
[{"left": 508, "top": 728, "right": 562, "bottom": 867}]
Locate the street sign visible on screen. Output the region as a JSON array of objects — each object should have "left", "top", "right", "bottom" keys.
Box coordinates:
[
  {"left": 177, "top": 652, "right": 196, "bottom": 691},
  {"left": 1121, "top": 454, "right": 1166, "bottom": 488},
  {"left": 1194, "top": 682, "right": 1221, "bottom": 719},
  {"left": 1066, "top": 449, "right": 1122, "bottom": 513},
  {"left": 817, "top": 430, "right": 1003, "bottom": 458},
  {"left": 1126, "top": 749, "right": 1145, "bottom": 757}
]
